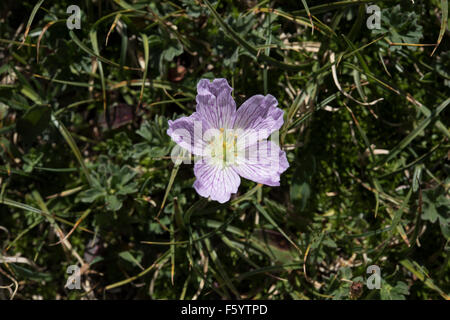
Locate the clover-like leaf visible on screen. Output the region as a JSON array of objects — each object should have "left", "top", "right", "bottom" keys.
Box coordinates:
[
  {"left": 134, "top": 115, "right": 173, "bottom": 159},
  {"left": 380, "top": 281, "right": 409, "bottom": 300},
  {"left": 78, "top": 158, "right": 138, "bottom": 212},
  {"left": 421, "top": 182, "right": 450, "bottom": 238},
  {"left": 372, "top": 5, "right": 423, "bottom": 52}
]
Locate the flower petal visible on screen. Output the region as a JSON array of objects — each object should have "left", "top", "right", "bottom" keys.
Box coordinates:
[
  {"left": 167, "top": 112, "right": 206, "bottom": 156},
  {"left": 233, "top": 139, "right": 289, "bottom": 186},
  {"left": 233, "top": 94, "right": 284, "bottom": 140},
  {"left": 193, "top": 159, "right": 240, "bottom": 203},
  {"left": 196, "top": 78, "right": 236, "bottom": 130}
]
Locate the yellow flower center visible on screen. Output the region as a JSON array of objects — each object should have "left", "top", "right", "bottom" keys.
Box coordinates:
[{"left": 208, "top": 128, "right": 239, "bottom": 167}]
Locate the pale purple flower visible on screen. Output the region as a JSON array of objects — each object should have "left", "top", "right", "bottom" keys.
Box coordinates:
[{"left": 167, "top": 78, "right": 289, "bottom": 203}]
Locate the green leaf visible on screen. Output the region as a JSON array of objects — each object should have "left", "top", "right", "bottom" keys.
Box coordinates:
[
  {"left": 290, "top": 154, "right": 315, "bottom": 211},
  {"left": 203, "top": 0, "right": 310, "bottom": 71},
  {"left": 16, "top": 105, "right": 51, "bottom": 144},
  {"left": 421, "top": 182, "right": 449, "bottom": 238},
  {"left": 431, "top": 0, "right": 448, "bottom": 55},
  {"left": 373, "top": 5, "right": 423, "bottom": 51},
  {"left": 119, "top": 250, "right": 143, "bottom": 269},
  {"left": 0, "top": 102, "right": 9, "bottom": 120},
  {"left": 51, "top": 115, "right": 93, "bottom": 186},
  {"left": 80, "top": 188, "right": 105, "bottom": 203},
  {"left": 378, "top": 98, "right": 450, "bottom": 166},
  {"left": 106, "top": 194, "right": 122, "bottom": 211},
  {"left": 380, "top": 281, "right": 409, "bottom": 300},
  {"left": 9, "top": 263, "right": 52, "bottom": 282}
]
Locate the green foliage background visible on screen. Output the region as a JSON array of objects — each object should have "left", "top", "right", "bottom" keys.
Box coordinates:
[{"left": 0, "top": 0, "right": 449, "bottom": 300}]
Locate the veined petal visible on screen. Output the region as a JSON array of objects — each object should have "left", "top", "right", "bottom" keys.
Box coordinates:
[
  {"left": 167, "top": 112, "right": 206, "bottom": 156},
  {"left": 233, "top": 139, "right": 289, "bottom": 187},
  {"left": 196, "top": 78, "right": 236, "bottom": 130},
  {"left": 233, "top": 94, "right": 284, "bottom": 140},
  {"left": 193, "top": 159, "right": 240, "bottom": 203},
  {"left": 167, "top": 78, "right": 290, "bottom": 204}
]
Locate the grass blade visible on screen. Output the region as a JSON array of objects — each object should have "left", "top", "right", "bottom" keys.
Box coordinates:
[
  {"left": 431, "top": 0, "right": 448, "bottom": 56},
  {"left": 378, "top": 98, "right": 450, "bottom": 166},
  {"left": 51, "top": 115, "right": 93, "bottom": 186},
  {"left": 19, "top": 0, "right": 44, "bottom": 48},
  {"left": 203, "top": 0, "right": 311, "bottom": 71}
]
